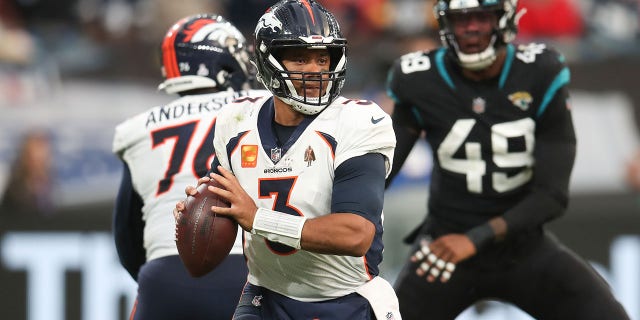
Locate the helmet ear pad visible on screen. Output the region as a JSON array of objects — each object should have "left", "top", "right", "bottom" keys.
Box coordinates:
[{"left": 253, "top": 0, "right": 347, "bottom": 115}]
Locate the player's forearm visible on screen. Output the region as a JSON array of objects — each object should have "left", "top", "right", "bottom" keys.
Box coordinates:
[
  {"left": 500, "top": 122, "right": 576, "bottom": 237},
  {"left": 251, "top": 209, "right": 376, "bottom": 256},
  {"left": 503, "top": 188, "right": 567, "bottom": 234},
  {"left": 300, "top": 213, "right": 375, "bottom": 256},
  {"left": 465, "top": 217, "right": 507, "bottom": 250}
]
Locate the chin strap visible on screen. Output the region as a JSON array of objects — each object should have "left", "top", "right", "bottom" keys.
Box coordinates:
[{"left": 454, "top": 36, "right": 498, "bottom": 71}]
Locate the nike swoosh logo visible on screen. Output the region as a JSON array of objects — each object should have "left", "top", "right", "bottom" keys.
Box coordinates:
[{"left": 371, "top": 116, "right": 385, "bottom": 124}]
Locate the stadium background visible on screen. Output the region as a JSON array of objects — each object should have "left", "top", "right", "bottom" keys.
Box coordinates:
[{"left": 0, "top": 0, "right": 639, "bottom": 319}]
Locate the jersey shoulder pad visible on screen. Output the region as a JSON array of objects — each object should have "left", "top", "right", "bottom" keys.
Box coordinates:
[
  {"left": 331, "top": 97, "right": 390, "bottom": 129},
  {"left": 219, "top": 93, "right": 268, "bottom": 119},
  {"left": 112, "top": 111, "right": 149, "bottom": 157},
  {"left": 387, "top": 49, "right": 441, "bottom": 102},
  {"left": 390, "top": 49, "right": 437, "bottom": 78},
  {"left": 329, "top": 97, "right": 396, "bottom": 172},
  {"left": 215, "top": 94, "right": 268, "bottom": 137},
  {"left": 514, "top": 42, "right": 568, "bottom": 75}
]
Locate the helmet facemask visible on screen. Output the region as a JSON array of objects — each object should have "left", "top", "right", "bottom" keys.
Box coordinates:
[
  {"left": 447, "top": 33, "right": 498, "bottom": 70},
  {"left": 260, "top": 43, "right": 346, "bottom": 115}
]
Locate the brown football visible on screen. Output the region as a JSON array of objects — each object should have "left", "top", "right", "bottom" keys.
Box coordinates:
[{"left": 175, "top": 179, "right": 237, "bottom": 277}]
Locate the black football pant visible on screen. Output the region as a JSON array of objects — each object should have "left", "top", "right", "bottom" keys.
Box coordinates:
[
  {"left": 394, "top": 231, "right": 630, "bottom": 320},
  {"left": 131, "top": 254, "right": 247, "bottom": 320}
]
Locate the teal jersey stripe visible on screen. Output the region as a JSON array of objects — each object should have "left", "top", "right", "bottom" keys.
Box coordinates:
[
  {"left": 411, "top": 106, "right": 426, "bottom": 128},
  {"left": 537, "top": 67, "right": 570, "bottom": 118},
  {"left": 436, "top": 48, "right": 455, "bottom": 90},
  {"left": 386, "top": 70, "right": 399, "bottom": 104},
  {"left": 499, "top": 44, "right": 515, "bottom": 89},
  {"left": 385, "top": 69, "right": 425, "bottom": 127}
]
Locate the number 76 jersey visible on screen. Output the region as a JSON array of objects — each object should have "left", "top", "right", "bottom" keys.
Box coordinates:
[
  {"left": 387, "top": 43, "right": 576, "bottom": 228},
  {"left": 112, "top": 90, "right": 267, "bottom": 262},
  {"left": 213, "top": 95, "right": 395, "bottom": 301}
]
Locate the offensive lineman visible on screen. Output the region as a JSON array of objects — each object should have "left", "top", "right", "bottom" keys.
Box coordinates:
[
  {"left": 385, "top": 0, "right": 631, "bottom": 319},
  {"left": 112, "top": 14, "right": 265, "bottom": 320},
  {"left": 174, "top": 1, "right": 400, "bottom": 319}
]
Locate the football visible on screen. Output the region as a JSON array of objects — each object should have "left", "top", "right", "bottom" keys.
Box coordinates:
[{"left": 175, "top": 179, "right": 237, "bottom": 277}]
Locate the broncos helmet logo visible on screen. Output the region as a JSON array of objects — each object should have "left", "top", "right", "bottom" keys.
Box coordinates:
[
  {"left": 182, "top": 19, "right": 245, "bottom": 51},
  {"left": 255, "top": 11, "right": 282, "bottom": 34},
  {"left": 181, "top": 19, "right": 215, "bottom": 42}
]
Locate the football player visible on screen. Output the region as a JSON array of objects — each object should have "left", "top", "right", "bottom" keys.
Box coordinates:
[
  {"left": 173, "top": 1, "right": 400, "bottom": 319},
  {"left": 112, "top": 14, "right": 266, "bottom": 320},
  {"left": 386, "top": 0, "right": 631, "bottom": 319}
]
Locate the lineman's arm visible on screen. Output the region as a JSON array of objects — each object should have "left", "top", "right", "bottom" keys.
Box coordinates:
[{"left": 113, "top": 163, "right": 146, "bottom": 281}]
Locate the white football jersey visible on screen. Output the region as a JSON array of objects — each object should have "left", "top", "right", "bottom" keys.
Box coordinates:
[
  {"left": 214, "top": 95, "right": 396, "bottom": 301},
  {"left": 112, "top": 89, "right": 269, "bottom": 262}
]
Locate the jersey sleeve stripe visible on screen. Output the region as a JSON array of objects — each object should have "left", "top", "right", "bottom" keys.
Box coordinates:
[
  {"left": 536, "top": 67, "right": 570, "bottom": 118},
  {"left": 499, "top": 44, "right": 516, "bottom": 89},
  {"left": 227, "top": 130, "right": 251, "bottom": 162},
  {"left": 315, "top": 131, "right": 337, "bottom": 159},
  {"left": 385, "top": 72, "right": 400, "bottom": 104},
  {"left": 436, "top": 48, "right": 455, "bottom": 90}
]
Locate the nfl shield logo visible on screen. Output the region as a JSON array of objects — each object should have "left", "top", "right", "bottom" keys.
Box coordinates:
[
  {"left": 472, "top": 97, "right": 486, "bottom": 114},
  {"left": 270, "top": 147, "right": 282, "bottom": 163}
]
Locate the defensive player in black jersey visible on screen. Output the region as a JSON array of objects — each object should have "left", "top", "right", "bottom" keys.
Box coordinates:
[{"left": 386, "top": 0, "right": 631, "bottom": 319}]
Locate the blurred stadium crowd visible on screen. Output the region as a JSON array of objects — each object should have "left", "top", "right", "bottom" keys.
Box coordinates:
[{"left": 0, "top": 0, "right": 639, "bottom": 108}]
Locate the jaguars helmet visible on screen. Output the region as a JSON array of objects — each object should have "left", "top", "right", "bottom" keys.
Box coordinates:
[
  {"left": 434, "top": 0, "right": 523, "bottom": 70},
  {"left": 254, "top": 0, "right": 347, "bottom": 115},
  {"left": 159, "top": 14, "right": 254, "bottom": 94}
]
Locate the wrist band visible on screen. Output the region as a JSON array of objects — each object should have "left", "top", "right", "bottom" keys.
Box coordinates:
[
  {"left": 251, "top": 208, "right": 306, "bottom": 249},
  {"left": 465, "top": 223, "right": 495, "bottom": 250}
]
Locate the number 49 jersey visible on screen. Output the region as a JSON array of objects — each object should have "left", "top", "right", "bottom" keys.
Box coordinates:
[
  {"left": 112, "top": 89, "right": 268, "bottom": 262},
  {"left": 213, "top": 95, "right": 395, "bottom": 301},
  {"left": 387, "top": 43, "right": 576, "bottom": 230}
]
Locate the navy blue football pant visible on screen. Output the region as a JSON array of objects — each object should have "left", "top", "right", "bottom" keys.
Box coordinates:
[
  {"left": 131, "top": 254, "right": 248, "bottom": 320},
  {"left": 233, "top": 282, "right": 375, "bottom": 320},
  {"left": 394, "top": 230, "right": 630, "bottom": 319}
]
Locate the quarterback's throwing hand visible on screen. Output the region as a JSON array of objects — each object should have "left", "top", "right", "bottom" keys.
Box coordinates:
[{"left": 411, "top": 237, "right": 456, "bottom": 283}]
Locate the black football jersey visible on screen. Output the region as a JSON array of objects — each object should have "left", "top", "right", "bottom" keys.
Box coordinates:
[{"left": 387, "top": 43, "right": 576, "bottom": 231}]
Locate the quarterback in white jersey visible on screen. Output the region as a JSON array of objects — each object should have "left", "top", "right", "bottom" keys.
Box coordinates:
[
  {"left": 112, "top": 14, "right": 264, "bottom": 320},
  {"left": 174, "top": 1, "right": 401, "bottom": 319},
  {"left": 214, "top": 94, "right": 395, "bottom": 300}
]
